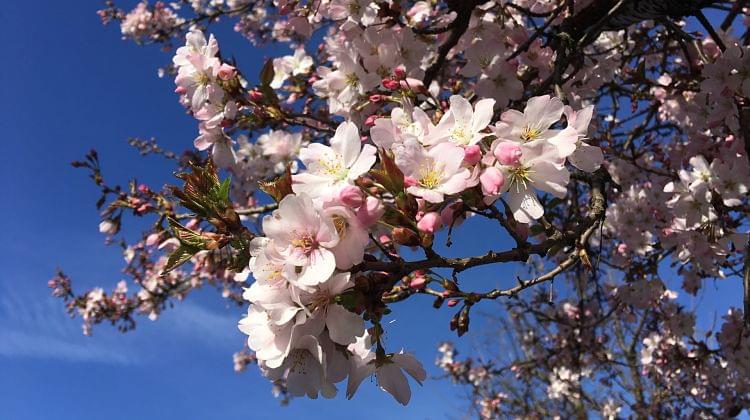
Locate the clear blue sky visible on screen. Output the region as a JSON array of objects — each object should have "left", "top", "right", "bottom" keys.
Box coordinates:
[{"left": 0, "top": 2, "right": 744, "bottom": 419}]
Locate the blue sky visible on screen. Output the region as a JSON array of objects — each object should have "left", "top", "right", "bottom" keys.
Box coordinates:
[{"left": 1, "top": 2, "right": 746, "bottom": 419}]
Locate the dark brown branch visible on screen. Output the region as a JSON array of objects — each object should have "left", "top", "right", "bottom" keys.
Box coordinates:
[
  {"left": 357, "top": 169, "right": 609, "bottom": 288},
  {"left": 422, "top": 0, "right": 485, "bottom": 86},
  {"left": 740, "top": 102, "right": 750, "bottom": 326},
  {"left": 695, "top": 9, "right": 727, "bottom": 51}
]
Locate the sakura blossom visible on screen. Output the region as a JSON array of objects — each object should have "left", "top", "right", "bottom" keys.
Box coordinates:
[
  {"left": 492, "top": 94, "right": 579, "bottom": 157},
  {"left": 486, "top": 140, "right": 571, "bottom": 223},
  {"left": 270, "top": 48, "right": 314, "bottom": 89},
  {"left": 429, "top": 95, "right": 495, "bottom": 146},
  {"left": 262, "top": 193, "right": 340, "bottom": 287},
  {"left": 293, "top": 121, "right": 376, "bottom": 200},
  {"left": 398, "top": 141, "right": 474, "bottom": 203},
  {"left": 51, "top": 0, "right": 750, "bottom": 415}
]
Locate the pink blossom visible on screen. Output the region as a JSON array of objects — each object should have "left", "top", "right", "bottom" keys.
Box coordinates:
[
  {"left": 397, "top": 141, "right": 473, "bottom": 203},
  {"left": 480, "top": 167, "right": 505, "bottom": 196},
  {"left": 417, "top": 212, "right": 442, "bottom": 233}
]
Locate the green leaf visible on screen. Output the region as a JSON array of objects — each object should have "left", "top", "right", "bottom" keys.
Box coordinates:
[
  {"left": 162, "top": 244, "right": 200, "bottom": 274},
  {"left": 217, "top": 177, "right": 231, "bottom": 203},
  {"left": 168, "top": 217, "right": 209, "bottom": 249}
]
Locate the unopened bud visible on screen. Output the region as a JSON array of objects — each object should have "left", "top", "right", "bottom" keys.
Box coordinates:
[
  {"left": 480, "top": 166, "right": 505, "bottom": 196},
  {"left": 494, "top": 141, "right": 523, "bottom": 166},
  {"left": 392, "top": 227, "right": 420, "bottom": 246},
  {"left": 356, "top": 196, "right": 384, "bottom": 227},
  {"left": 217, "top": 63, "right": 236, "bottom": 81},
  {"left": 381, "top": 78, "right": 399, "bottom": 90},
  {"left": 417, "top": 211, "right": 442, "bottom": 233},
  {"left": 463, "top": 145, "right": 482, "bottom": 165},
  {"left": 338, "top": 185, "right": 364, "bottom": 208}
]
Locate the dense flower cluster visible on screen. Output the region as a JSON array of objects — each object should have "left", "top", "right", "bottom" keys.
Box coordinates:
[
  {"left": 54, "top": 0, "right": 750, "bottom": 413},
  {"left": 117, "top": 1, "right": 184, "bottom": 43}
]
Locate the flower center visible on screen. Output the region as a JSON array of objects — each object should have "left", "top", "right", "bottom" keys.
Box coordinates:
[
  {"left": 264, "top": 263, "right": 285, "bottom": 285},
  {"left": 506, "top": 165, "right": 533, "bottom": 193},
  {"left": 397, "top": 117, "right": 423, "bottom": 137},
  {"left": 318, "top": 155, "right": 348, "bottom": 180},
  {"left": 449, "top": 125, "right": 472, "bottom": 145},
  {"left": 291, "top": 233, "right": 316, "bottom": 254},
  {"left": 332, "top": 215, "right": 349, "bottom": 239},
  {"left": 418, "top": 164, "right": 444, "bottom": 189},
  {"left": 195, "top": 71, "right": 211, "bottom": 86},
  {"left": 520, "top": 125, "right": 542, "bottom": 142},
  {"left": 345, "top": 72, "right": 359, "bottom": 87}
]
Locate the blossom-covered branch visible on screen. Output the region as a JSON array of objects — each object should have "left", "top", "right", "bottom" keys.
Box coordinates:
[{"left": 50, "top": 0, "right": 750, "bottom": 411}]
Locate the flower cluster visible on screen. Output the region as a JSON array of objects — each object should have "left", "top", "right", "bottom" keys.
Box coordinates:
[
  {"left": 57, "top": 0, "right": 750, "bottom": 412},
  {"left": 118, "top": 1, "right": 184, "bottom": 43},
  {"left": 174, "top": 30, "right": 239, "bottom": 167}
]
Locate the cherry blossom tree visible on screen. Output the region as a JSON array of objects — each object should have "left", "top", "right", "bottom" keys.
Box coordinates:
[{"left": 50, "top": 0, "right": 750, "bottom": 414}]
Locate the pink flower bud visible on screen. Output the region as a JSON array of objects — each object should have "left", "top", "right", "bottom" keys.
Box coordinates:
[
  {"left": 338, "top": 185, "right": 364, "bottom": 208},
  {"left": 480, "top": 167, "right": 505, "bottom": 196},
  {"left": 417, "top": 211, "right": 442, "bottom": 233},
  {"left": 356, "top": 196, "right": 385, "bottom": 227},
  {"left": 175, "top": 86, "right": 187, "bottom": 95},
  {"left": 382, "top": 78, "right": 400, "bottom": 90},
  {"left": 447, "top": 299, "right": 458, "bottom": 307},
  {"left": 138, "top": 184, "right": 150, "bottom": 194},
  {"left": 463, "top": 145, "right": 482, "bottom": 165},
  {"left": 393, "top": 67, "right": 407, "bottom": 80},
  {"left": 404, "top": 176, "right": 418, "bottom": 187},
  {"left": 217, "top": 63, "right": 236, "bottom": 81},
  {"left": 369, "top": 94, "right": 383, "bottom": 103},
  {"left": 494, "top": 141, "right": 523, "bottom": 166},
  {"left": 409, "top": 273, "right": 427, "bottom": 289}
]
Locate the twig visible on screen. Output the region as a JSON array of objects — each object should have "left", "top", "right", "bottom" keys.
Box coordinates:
[
  {"left": 695, "top": 10, "right": 727, "bottom": 52},
  {"left": 422, "top": 0, "right": 482, "bottom": 86}
]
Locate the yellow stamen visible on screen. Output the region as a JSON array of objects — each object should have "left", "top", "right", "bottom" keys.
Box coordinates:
[
  {"left": 520, "top": 125, "right": 542, "bottom": 142},
  {"left": 449, "top": 125, "right": 472, "bottom": 145},
  {"left": 506, "top": 165, "right": 534, "bottom": 193},
  {"left": 418, "top": 165, "right": 444, "bottom": 189},
  {"left": 332, "top": 215, "right": 349, "bottom": 239}
]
